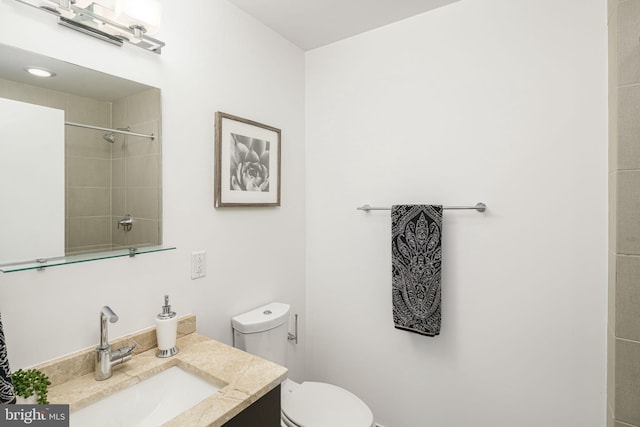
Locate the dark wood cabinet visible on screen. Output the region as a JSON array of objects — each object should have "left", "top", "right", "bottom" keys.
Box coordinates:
[{"left": 222, "top": 385, "right": 281, "bottom": 427}]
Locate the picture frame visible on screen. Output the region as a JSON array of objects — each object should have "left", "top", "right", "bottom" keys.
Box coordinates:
[{"left": 214, "top": 112, "right": 281, "bottom": 207}]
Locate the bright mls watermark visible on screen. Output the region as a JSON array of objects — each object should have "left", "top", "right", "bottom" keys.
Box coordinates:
[{"left": 0, "top": 405, "right": 69, "bottom": 426}]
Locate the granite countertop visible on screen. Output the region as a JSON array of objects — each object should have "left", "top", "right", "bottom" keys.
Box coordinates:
[{"left": 38, "top": 316, "right": 287, "bottom": 427}]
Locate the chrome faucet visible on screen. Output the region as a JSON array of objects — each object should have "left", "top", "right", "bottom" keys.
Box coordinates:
[{"left": 95, "top": 306, "right": 136, "bottom": 381}]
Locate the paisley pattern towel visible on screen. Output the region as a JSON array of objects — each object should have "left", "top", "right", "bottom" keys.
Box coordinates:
[
  {"left": 0, "top": 313, "right": 15, "bottom": 404},
  {"left": 391, "top": 205, "right": 443, "bottom": 336}
]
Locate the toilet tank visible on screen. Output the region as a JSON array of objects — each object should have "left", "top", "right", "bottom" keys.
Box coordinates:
[{"left": 231, "top": 302, "right": 290, "bottom": 366}]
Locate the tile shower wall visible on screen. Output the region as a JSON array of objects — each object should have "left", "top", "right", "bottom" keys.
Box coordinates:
[
  {"left": 111, "top": 88, "right": 162, "bottom": 249},
  {"left": 0, "top": 79, "right": 160, "bottom": 253},
  {"left": 609, "top": 1, "right": 640, "bottom": 426},
  {"left": 65, "top": 94, "right": 112, "bottom": 254}
]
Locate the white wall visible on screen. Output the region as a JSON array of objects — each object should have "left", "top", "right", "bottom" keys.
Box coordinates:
[
  {"left": 305, "top": 0, "right": 608, "bottom": 426},
  {"left": 0, "top": 0, "right": 306, "bottom": 380}
]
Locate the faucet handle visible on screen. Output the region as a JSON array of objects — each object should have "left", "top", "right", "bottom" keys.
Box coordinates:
[
  {"left": 111, "top": 344, "right": 136, "bottom": 359},
  {"left": 110, "top": 344, "right": 137, "bottom": 366}
]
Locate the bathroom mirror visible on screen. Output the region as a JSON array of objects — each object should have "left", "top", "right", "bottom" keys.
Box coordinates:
[{"left": 0, "top": 43, "right": 172, "bottom": 272}]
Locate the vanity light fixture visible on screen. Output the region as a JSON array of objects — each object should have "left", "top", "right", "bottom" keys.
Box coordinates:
[
  {"left": 12, "top": 0, "right": 165, "bottom": 54},
  {"left": 25, "top": 67, "right": 56, "bottom": 77}
]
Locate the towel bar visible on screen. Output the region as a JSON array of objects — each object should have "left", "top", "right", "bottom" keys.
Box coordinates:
[{"left": 357, "top": 202, "right": 487, "bottom": 212}]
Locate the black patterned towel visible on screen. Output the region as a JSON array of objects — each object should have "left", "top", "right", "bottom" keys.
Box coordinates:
[
  {"left": 0, "top": 313, "right": 15, "bottom": 404},
  {"left": 391, "top": 205, "right": 443, "bottom": 336}
]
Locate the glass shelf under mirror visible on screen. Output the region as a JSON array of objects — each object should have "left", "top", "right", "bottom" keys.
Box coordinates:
[{"left": 0, "top": 245, "right": 176, "bottom": 273}]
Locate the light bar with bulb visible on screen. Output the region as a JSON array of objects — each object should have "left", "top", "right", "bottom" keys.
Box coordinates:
[{"left": 12, "top": 0, "right": 165, "bottom": 54}]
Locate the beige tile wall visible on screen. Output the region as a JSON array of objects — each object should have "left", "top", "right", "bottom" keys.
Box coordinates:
[
  {"left": 110, "top": 88, "right": 162, "bottom": 249},
  {"left": 65, "top": 94, "right": 112, "bottom": 254},
  {"left": 0, "top": 79, "right": 162, "bottom": 255},
  {"left": 609, "top": 1, "right": 640, "bottom": 426}
]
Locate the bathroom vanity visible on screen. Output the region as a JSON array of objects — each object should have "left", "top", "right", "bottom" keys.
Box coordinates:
[{"left": 34, "top": 315, "right": 287, "bottom": 426}]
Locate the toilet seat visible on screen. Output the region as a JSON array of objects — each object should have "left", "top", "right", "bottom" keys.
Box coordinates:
[{"left": 281, "top": 380, "right": 374, "bottom": 427}]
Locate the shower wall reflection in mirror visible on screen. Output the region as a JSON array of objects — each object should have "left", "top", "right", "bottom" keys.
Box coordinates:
[{"left": 0, "top": 43, "right": 167, "bottom": 270}]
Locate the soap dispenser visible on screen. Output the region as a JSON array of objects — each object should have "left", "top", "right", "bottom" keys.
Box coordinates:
[{"left": 156, "top": 295, "right": 178, "bottom": 358}]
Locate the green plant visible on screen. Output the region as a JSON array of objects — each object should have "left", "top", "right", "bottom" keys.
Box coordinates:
[{"left": 11, "top": 368, "right": 51, "bottom": 404}]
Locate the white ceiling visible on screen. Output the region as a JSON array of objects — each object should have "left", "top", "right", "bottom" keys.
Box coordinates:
[{"left": 227, "top": 0, "right": 460, "bottom": 51}]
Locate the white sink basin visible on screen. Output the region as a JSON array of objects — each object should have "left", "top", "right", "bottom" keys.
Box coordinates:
[{"left": 71, "top": 366, "right": 220, "bottom": 427}]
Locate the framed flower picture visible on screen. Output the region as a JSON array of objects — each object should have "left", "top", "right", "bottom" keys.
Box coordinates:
[{"left": 214, "top": 112, "right": 281, "bottom": 207}]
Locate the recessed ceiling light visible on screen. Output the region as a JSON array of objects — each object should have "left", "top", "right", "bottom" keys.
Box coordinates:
[{"left": 25, "top": 67, "right": 56, "bottom": 77}]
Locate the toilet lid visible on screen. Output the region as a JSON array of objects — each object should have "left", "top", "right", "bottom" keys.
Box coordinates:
[{"left": 282, "top": 381, "right": 373, "bottom": 427}]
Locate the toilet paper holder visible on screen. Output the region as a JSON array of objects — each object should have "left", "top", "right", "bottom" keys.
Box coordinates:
[{"left": 287, "top": 313, "right": 298, "bottom": 345}]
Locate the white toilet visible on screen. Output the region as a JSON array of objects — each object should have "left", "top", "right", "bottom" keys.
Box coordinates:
[{"left": 231, "top": 302, "right": 374, "bottom": 427}]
